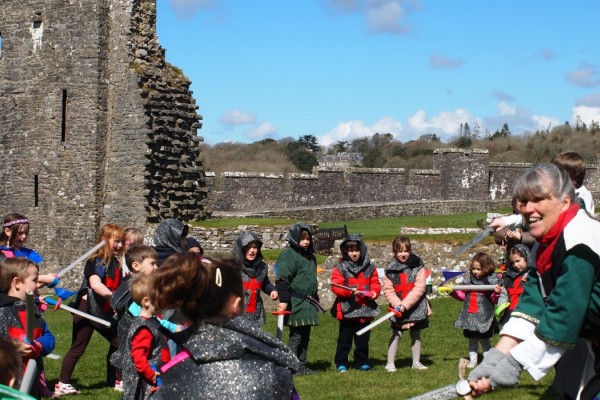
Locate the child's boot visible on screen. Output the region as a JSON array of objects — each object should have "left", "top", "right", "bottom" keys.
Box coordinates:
[{"left": 467, "top": 352, "right": 478, "bottom": 368}]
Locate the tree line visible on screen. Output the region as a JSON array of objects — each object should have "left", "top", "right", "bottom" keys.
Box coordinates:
[{"left": 200, "top": 120, "right": 600, "bottom": 174}]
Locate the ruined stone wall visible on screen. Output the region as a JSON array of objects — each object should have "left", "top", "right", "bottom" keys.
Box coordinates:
[
  {"left": 0, "top": 0, "right": 209, "bottom": 269},
  {"left": 488, "top": 162, "right": 533, "bottom": 201},
  {"left": 210, "top": 150, "right": 508, "bottom": 213},
  {"left": 347, "top": 168, "right": 407, "bottom": 202},
  {"left": 432, "top": 148, "right": 489, "bottom": 200},
  {"left": 406, "top": 169, "right": 442, "bottom": 200},
  {"left": 0, "top": 2, "right": 110, "bottom": 267},
  {"left": 208, "top": 149, "right": 600, "bottom": 217}
]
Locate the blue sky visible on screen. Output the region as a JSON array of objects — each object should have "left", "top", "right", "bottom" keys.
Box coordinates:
[{"left": 157, "top": 1, "right": 600, "bottom": 146}]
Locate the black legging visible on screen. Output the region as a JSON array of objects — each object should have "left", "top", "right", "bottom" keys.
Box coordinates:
[{"left": 58, "top": 299, "right": 121, "bottom": 385}]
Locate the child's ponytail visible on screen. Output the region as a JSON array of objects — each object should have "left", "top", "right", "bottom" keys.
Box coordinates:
[{"left": 152, "top": 253, "right": 243, "bottom": 324}]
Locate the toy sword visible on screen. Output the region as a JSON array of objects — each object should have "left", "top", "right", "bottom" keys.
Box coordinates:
[
  {"left": 452, "top": 227, "right": 494, "bottom": 256},
  {"left": 330, "top": 283, "right": 375, "bottom": 297},
  {"left": 407, "top": 358, "right": 472, "bottom": 400},
  {"left": 438, "top": 284, "right": 497, "bottom": 295},
  {"left": 271, "top": 310, "right": 291, "bottom": 340},
  {"left": 356, "top": 306, "right": 403, "bottom": 336},
  {"left": 45, "top": 297, "right": 111, "bottom": 327},
  {"left": 56, "top": 240, "right": 106, "bottom": 278},
  {"left": 19, "top": 291, "right": 38, "bottom": 394}
]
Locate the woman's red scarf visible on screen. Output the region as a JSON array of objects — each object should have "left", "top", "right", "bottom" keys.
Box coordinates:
[{"left": 536, "top": 203, "right": 580, "bottom": 275}]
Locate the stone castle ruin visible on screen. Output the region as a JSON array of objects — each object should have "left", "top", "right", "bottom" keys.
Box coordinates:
[{"left": 0, "top": 1, "right": 210, "bottom": 267}]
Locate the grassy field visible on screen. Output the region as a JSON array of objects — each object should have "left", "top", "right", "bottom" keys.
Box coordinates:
[{"left": 42, "top": 296, "right": 556, "bottom": 400}]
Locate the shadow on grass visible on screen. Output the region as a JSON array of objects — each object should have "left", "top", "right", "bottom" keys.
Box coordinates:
[{"left": 308, "top": 360, "right": 332, "bottom": 372}]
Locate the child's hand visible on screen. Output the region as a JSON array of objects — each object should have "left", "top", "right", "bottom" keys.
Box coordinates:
[
  {"left": 17, "top": 340, "right": 42, "bottom": 358},
  {"left": 15, "top": 340, "right": 34, "bottom": 357},
  {"left": 152, "top": 371, "right": 160, "bottom": 385},
  {"left": 277, "top": 302, "right": 288, "bottom": 312},
  {"left": 506, "top": 229, "right": 522, "bottom": 241},
  {"left": 494, "top": 284, "right": 502, "bottom": 294},
  {"left": 270, "top": 290, "right": 279, "bottom": 301}
]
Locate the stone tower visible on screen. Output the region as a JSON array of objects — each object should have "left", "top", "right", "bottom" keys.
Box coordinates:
[{"left": 0, "top": 0, "right": 210, "bottom": 269}]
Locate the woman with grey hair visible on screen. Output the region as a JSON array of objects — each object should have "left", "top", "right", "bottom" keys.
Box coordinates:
[{"left": 468, "top": 163, "right": 600, "bottom": 399}]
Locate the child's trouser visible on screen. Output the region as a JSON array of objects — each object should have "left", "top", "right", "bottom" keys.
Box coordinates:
[
  {"left": 334, "top": 319, "right": 370, "bottom": 368},
  {"left": 288, "top": 325, "right": 312, "bottom": 366}
]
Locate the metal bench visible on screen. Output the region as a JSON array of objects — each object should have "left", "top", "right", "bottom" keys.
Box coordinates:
[{"left": 313, "top": 225, "right": 348, "bottom": 254}]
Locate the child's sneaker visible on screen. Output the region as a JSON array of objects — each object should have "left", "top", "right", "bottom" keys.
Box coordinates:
[
  {"left": 385, "top": 364, "right": 396, "bottom": 372},
  {"left": 114, "top": 380, "right": 123, "bottom": 392},
  {"left": 53, "top": 382, "right": 80, "bottom": 397},
  {"left": 412, "top": 362, "right": 428, "bottom": 370},
  {"left": 357, "top": 364, "right": 372, "bottom": 371},
  {"left": 467, "top": 352, "right": 478, "bottom": 368},
  {"left": 337, "top": 365, "right": 347, "bottom": 373}
]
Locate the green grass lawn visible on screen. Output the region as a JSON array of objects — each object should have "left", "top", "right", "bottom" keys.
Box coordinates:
[{"left": 42, "top": 296, "right": 556, "bottom": 400}]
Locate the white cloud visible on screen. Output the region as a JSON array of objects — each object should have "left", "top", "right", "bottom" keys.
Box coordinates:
[
  {"left": 319, "top": 117, "right": 403, "bottom": 147},
  {"left": 566, "top": 65, "right": 600, "bottom": 88},
  {"left": 316, "top": 103, "right": 566, "bottom": 148},
  {"left": 325, "top": 0, "right": 421, "bottom": 34},
  {"left": 497, "top": 101, "right": 516, "bottom": 116},
  {"left": 429, "top": 53, "right": 463, "bottom": 69},
  {"left": 219, "top": 109, "right": 256, "bottom": 126},
  {"left": 407, "top": 108, "right": 476, "bottom": 139},
  {"left": 571, "top": 105, "right": 600, "bottom": 125},
  {"left": 532, "top": 115, "right": 561, "bottom": 130},
  {"left": 486, "top": 102, "right": 560, "bottom": 133},
  {"left": 245, "top": 122, "right": 277, "bottom": 140},
  {"left": 169, "top": 0, "right": 221, "bottom": 20}
]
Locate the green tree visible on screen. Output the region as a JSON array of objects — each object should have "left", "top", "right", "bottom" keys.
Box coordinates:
[
  {"left": 362, "top": 148, "right": 385, "bottom": 168},
  {"left": 298, "top": 135, "right": 320, "bottom": 153},
  {"left": 288, "top": 149, "right": 318, "bottom": 172},
  {"left": 350, "top": 137, "right": 370, "bottom": 154},
  {"left": 334, "top": 141, "right": 348, "bottom": 153},
  {"left": 500, "top": 123, "right": 511, "bottom": 137}
]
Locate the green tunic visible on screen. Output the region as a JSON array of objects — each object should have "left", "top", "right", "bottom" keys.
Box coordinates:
[
  {"left": 276, "top": 248, "right": 319, "bottom": 327},
  {"left": 513, "top": 238, "right": 600, "bottom": 348}
]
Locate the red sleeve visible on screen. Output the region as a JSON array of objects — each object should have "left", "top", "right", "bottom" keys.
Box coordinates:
[
  {"left": 330, "top": 266, "right": 353, "bottom": 298},
  {"left": 131, "top": 327, "right": 156, "bottom": 382}
]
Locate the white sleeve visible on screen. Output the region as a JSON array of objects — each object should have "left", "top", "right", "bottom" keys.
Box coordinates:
[
  {"left": 510, "top": 335, "right": 567, "bottom": 381},
  {"left": 501, "top": 317, "right": 567, "bottom": 381},
  {"left": 490, "top": 214, "right": 523, "bottom": 229}
]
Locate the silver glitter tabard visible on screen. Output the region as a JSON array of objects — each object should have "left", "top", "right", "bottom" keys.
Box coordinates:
[
  {"left": 154, "top": 317, "right": 300, "bottom": 400},
  {"left": 453, "top": 273, "right": 500, "bottom": 333}
]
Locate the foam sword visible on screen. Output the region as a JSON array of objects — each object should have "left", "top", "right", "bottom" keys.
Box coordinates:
[
  {"left": 452, "top": 227, "right": 494, "bottom": 257},
  {"left": 330, "top": 283, "right": 375, "bottom": 298},
  {"left": 44, "top": 297, "right": 111, "bottom": 327},
  {"left": 356, "top": 306, "right": 404, "bottom": 336},
  {"left": 56, "top": 240, "right": 106, "bottom": 278},
  {"left": 407, "top": 358, "right": 472, "bottom": 400},
  {"left": 19, "top": 291, "right": 38, "bottom": 394},
  {"left": 438, "top": 284, "right": 497, "bottom": 295}
]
